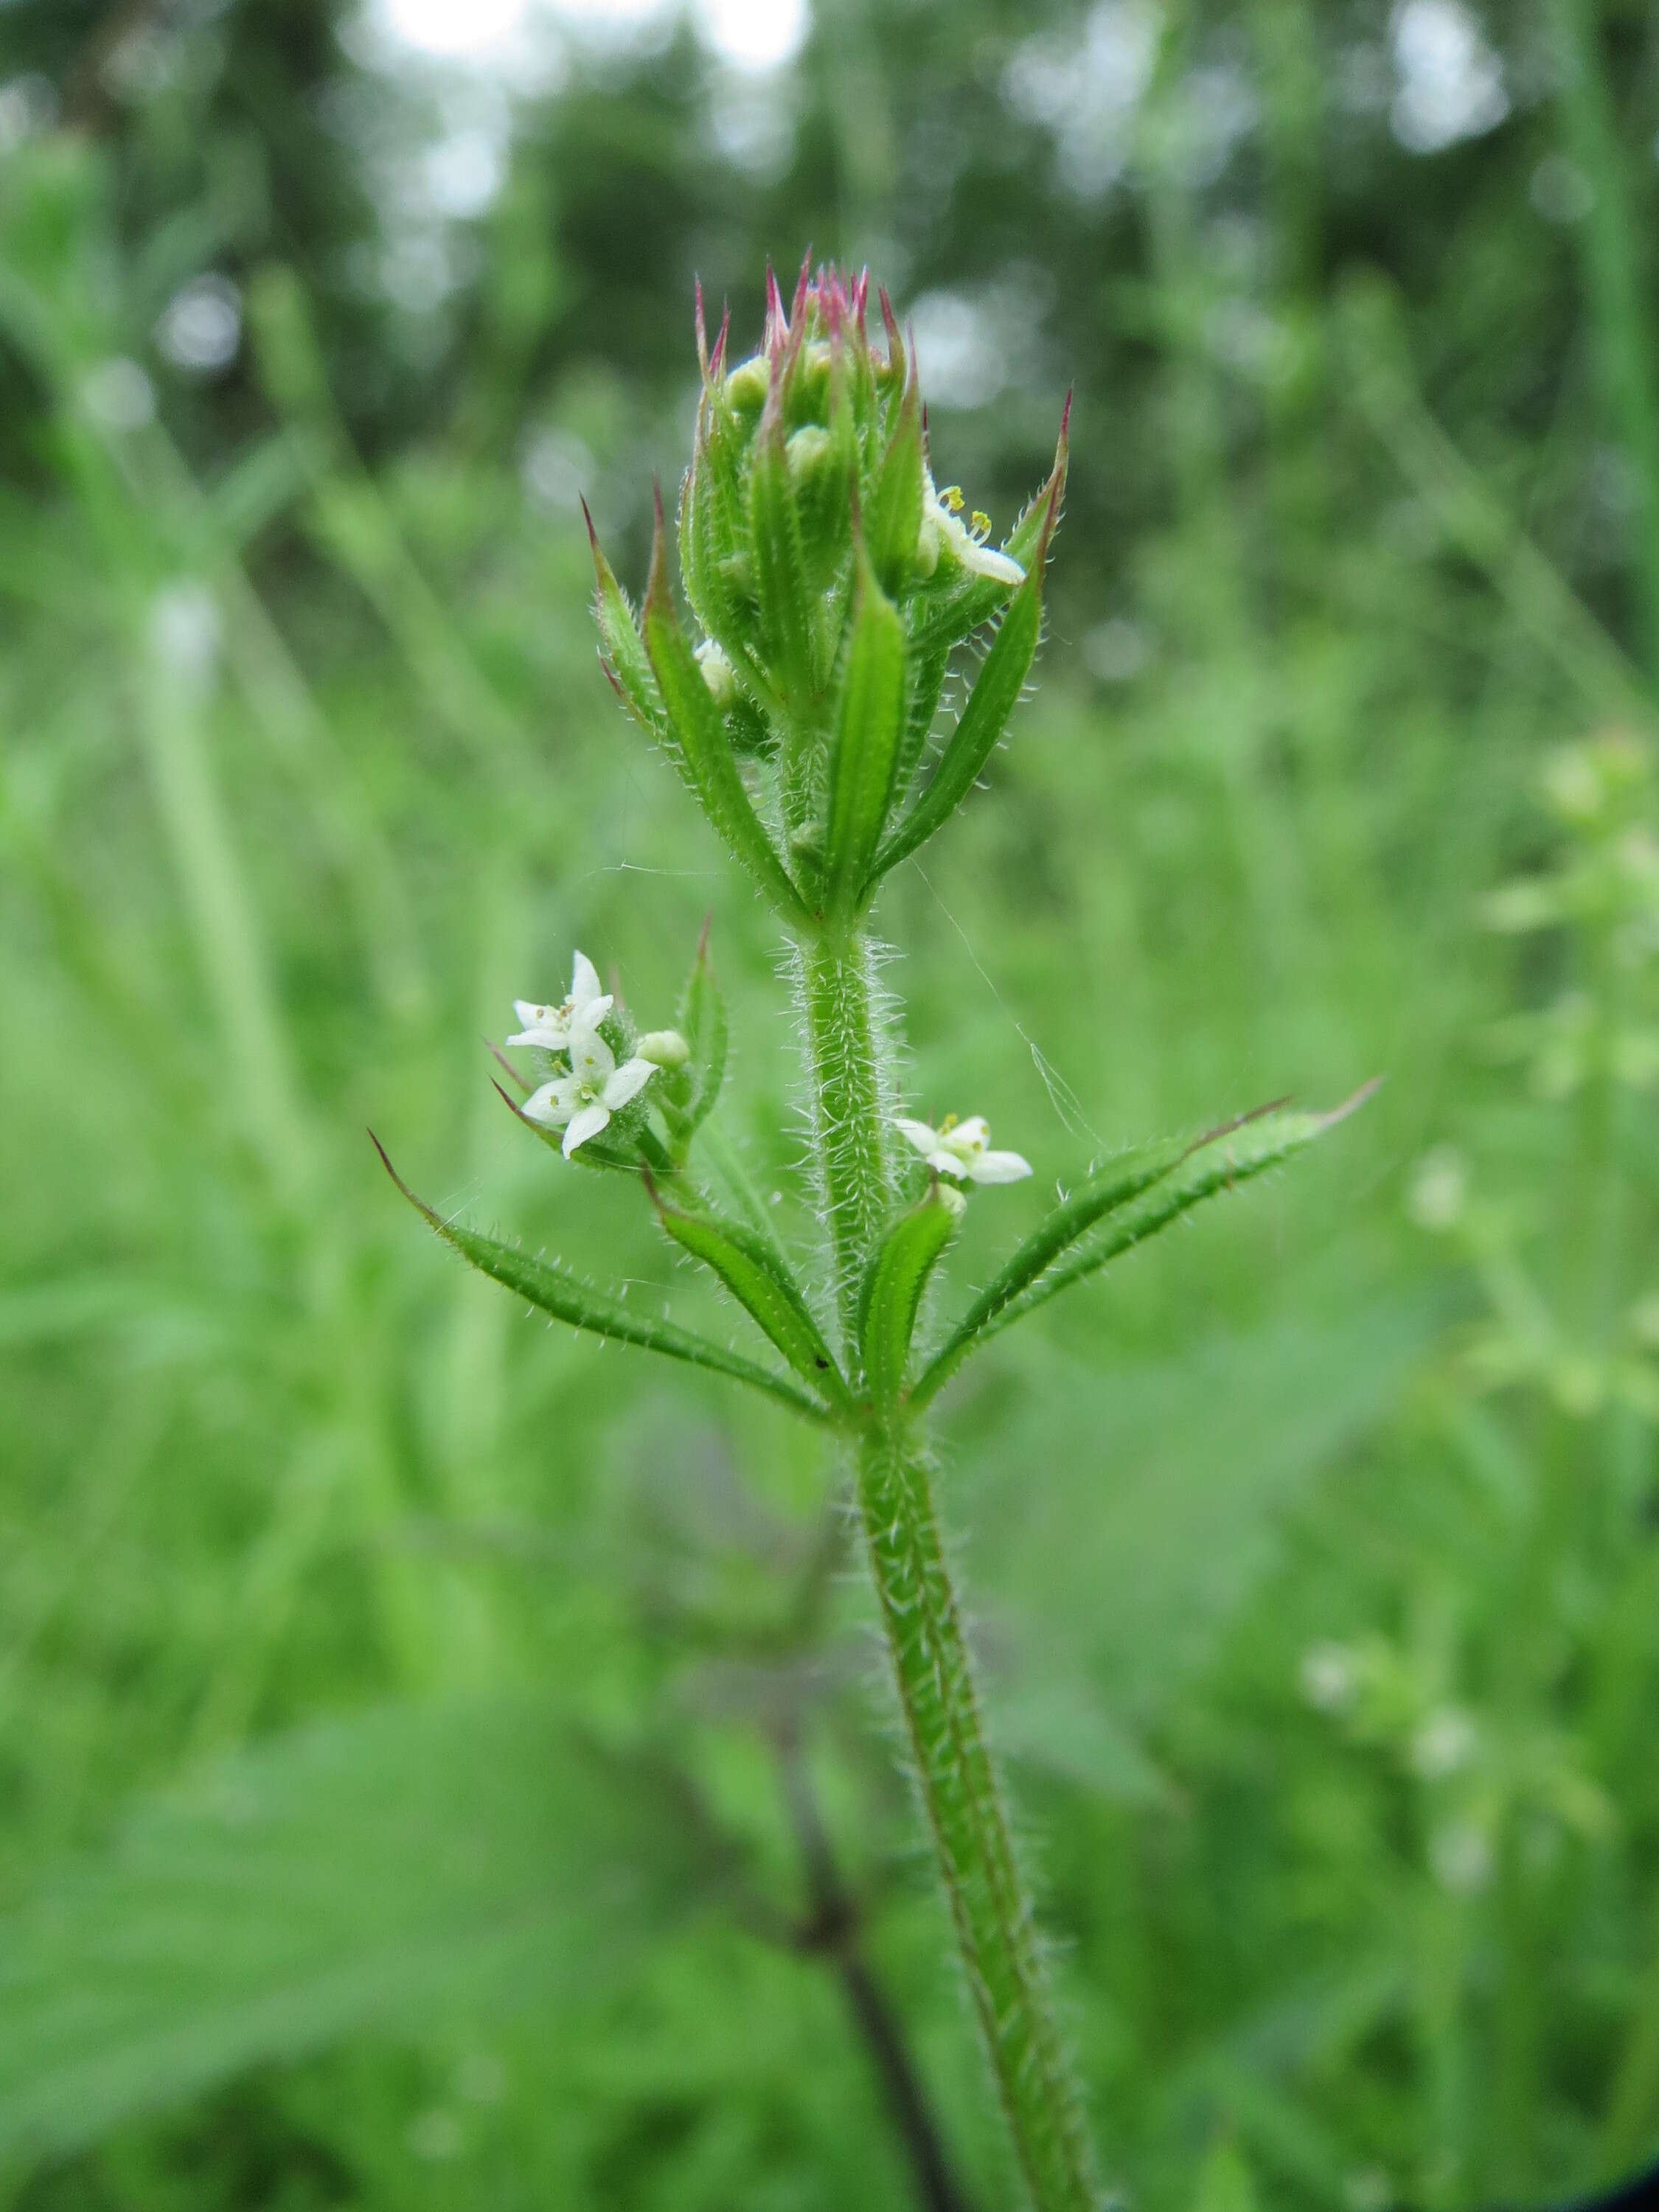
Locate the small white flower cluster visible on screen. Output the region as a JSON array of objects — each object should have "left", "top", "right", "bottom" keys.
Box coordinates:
[
  {"left": 895, "top": 1112, "right": 1032, "bottom": 1187},
  {"left": 508, "top": 951, "right": 660, "bottom": 1160}
]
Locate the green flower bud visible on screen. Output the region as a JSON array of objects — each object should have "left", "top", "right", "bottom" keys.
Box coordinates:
[
  {"left": 785, "top": 423, "right": 832, "bottom": 485},
  {"left": 637, "top": 1029, "right": 692, "bottom": 1068},
  {"left": 725, "top": 355, "right": 769, "bottom": 412},
  {"left": 589, "top": 259, "right": 1070, "bottom": 924},
  {"left": 695, "top": 637, "right": 736, "bottom": 708}
]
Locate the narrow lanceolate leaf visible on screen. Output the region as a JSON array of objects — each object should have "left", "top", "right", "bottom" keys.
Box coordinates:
[
  {"left": 583, "top": 499, "right": 672, "bottom": 754},
  {"left": 676, "top": 920, "right": 728, "bottom": 1138},
  {"left": 822, "top": 546, "right": 907, "bottom": 920},
  {"left": 647, "top": 1175, "right": 852, "bottom": 1411},
  {"left": 641, "top": 493, "right": 813, "bottom": 925},
  {"left": 682, "top": 366, "right": 767, "bottom": 688},
  {"left": 860, "top": 1184, "right": 959, "bottom": 1411},
  {"left": 372, "top": 1137, "right": 829, "bottom": 1422},
  {"left": 891, "top": 636, "right": 951, "bottom": 810},
  {"left": 866, "top": 358, "right": 923, "bottom": 599},
  {"left": 749, "top": 375, "right": 817, "bottom": 706},
  {"left": 867, "top": 513, "right": 1051, "bottom": 891},
  {"left": 913, "top": 1135, "right": 1195, "bottom": 1399},
  {"left": 909, "top": 1085, "right": 1380, "bottom": 1411}
]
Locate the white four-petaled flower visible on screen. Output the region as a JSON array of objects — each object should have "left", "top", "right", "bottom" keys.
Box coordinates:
[
  {"left": 894, "top": 1113, "right": 1032, "bottom": 1186},
  {"left": 523, "top": 1021, "right": 657, "bottom": 1159},
  {"left": 916, "top": 469, "right": 1026, "bottom": 588},
  {"left": 507, "top": 950, "right": 612, "bottom": 1051}
]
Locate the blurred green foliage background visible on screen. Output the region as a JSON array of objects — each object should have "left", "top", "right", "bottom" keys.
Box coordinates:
[{"left": 3, "top": 1, "right": 1659, "bottom": 2208}]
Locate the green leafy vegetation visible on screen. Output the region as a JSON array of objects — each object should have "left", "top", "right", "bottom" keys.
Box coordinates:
[{"left": 2, "top": 3, "right": 1659, "bottom": 2209}]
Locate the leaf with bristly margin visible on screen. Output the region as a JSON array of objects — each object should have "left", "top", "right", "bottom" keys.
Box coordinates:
[
  {"left": 372, "top": 1136, "right": 828, "bottom": 1422},
  {"left": 822, "top": 546, "right": 906, "bottom": 921},
  {"left": 866, "top": 358, "right": 923, "bottom": 599},
  {"left": 860, "top": 1184, "right": 959, "bottom": 1411},
  {"left": 865, "top": 467, "right": 1060, "bottom": 892},
  {"left": 641, "top": 493, "right": 813, "bottom": 925},
  {"left": 675, "top": 924, "right": 728, "bottom": 1139},
  {"left": 0, "top": 1699, "right": 692, "bottom": 2164},
  {"left": 582, "top": 498, "right": 672, "bottom": 754},
  {"left": 648, "top": 1175, "right": 850, "bottom": 1412},
  {"left": 748, "top": 376, "right": 816, "bottom": 706},
  {"left": 679, "top": 324, "right": 753, "bottom": 662},
  {"left": 891, "top": 636, "right": 951, "bottom": 812},
  {"left": 909, "top": 1134, "right": 1194, "bottom": 1404},
  {"left": 910, "top": 1085, "right": 1380, "bottom": 1410}
]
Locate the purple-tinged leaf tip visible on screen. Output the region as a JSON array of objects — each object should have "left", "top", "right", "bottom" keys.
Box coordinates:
[
  {"left": 764, "top": 263, "right": 787, "bottom": 355},
  {"left": 645, "top": 478, "right": 671, "bottom": 617},
  {"left": 878, "top": 287, "right": 902, "bottom": 378}
]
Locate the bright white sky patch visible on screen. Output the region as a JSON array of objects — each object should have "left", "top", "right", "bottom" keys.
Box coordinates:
[
  {"left": 552, "top": 0, "right": 672, "bottom": 41},
  {"left": 695, "top": 0, "right": 808, "bottom": 72},
  {"left": 382, "top": 0, "right": 529, "bottom": 56},
  {"left": 1003, "top": 1, "right": 1159, "bottom": 199},
  {"left": 375, "top": 0, "right": 807, "bottom": 68},
  {"left": 1389, "top": 0, "right": 1509, "bottom": 156}
]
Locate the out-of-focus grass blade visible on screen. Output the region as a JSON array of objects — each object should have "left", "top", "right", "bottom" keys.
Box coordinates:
[{"left": 956, "top": 1295, "right": 1437, "bottom": 1722}]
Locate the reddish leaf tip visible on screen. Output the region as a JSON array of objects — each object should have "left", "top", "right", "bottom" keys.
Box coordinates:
[
  {"left": 484, "top": 1037, "right": 529, "bottom": 1095},
  {"left": 368, "top": 1130, "right": 420, "bottom": 1214},
  {"left": 1327, "top": 1074, "right": 1385, "bottom": 1125},
  {"left": 764, "top": 262, "right": 787, "bottom": 353},
  {"left": 644, "top": 478, "right": 671, "bottom": 613},
  {"left": 878, "top": 285, "right": 901, "bottom": 363}
]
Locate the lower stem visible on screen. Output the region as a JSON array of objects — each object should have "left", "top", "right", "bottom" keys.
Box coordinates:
[
  {"left": 796, "top": 925, "right": 1101, "bottom": 2212},
  {"left": 860, "top": 1427, "right": 1101, "bottom": 2212}
]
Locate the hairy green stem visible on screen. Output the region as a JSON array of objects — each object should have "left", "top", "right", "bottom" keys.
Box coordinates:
[
  {"left": 858, "top": 1425, "right": 1100, "bottom": 2212},
  {"left": 797, "top": 927, "right": 1101, "bottom": 2212},
  {"left": 795, "top": 927, "right": 895, "bottom": 1356}
]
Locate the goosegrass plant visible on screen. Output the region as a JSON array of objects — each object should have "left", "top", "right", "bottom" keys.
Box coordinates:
[{"left": 377, "top": 261, "right": 1368, "bottom": 2211}]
